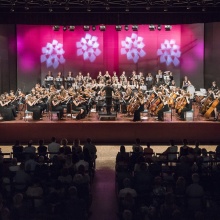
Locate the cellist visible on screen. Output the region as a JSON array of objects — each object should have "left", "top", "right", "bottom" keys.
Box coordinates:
[
  {"left": 178, "top": 91, "right": 192, "bottom": 120},
  {"left": 157, "top": 94, "right": 169, "bottom": 121}
]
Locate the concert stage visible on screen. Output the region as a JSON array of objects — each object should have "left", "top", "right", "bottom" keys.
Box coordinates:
[{"left": 0, "top": 111, "right": 220, "bottom": 145}]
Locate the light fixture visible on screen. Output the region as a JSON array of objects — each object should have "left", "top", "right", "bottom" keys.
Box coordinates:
[
  {"left": 202, "top": 7, "right": 206, "bottom": 12},
  {"left": 132, "top": 25, "right": 138, "bottom": 31},
  {"left": 53, "top": 25, "right": 60, "bottom": 31},
  {"left": 165, "top": 25, "right": 172, "bottom": 31},
  {"left": 149, "top": 24, "right": 156, "bottom": 31},
  {"left": 24, "top": 5, "right": 29, "bottom": 11},
  {"left": 99, "top": 25, "right": 106, "bottom": 31},
  {"left": 164, "top": 7, "right": 168, "bottom": 12},
  {"left": 115, "top": 25, "right": 122, "bottom": 31},
  {"left": 125, "top": 7, "right": 129, "bottom": 12},
  {"left": 87, "top": 7, "right": 91, "bottom": 12},
  {"left": 157, "top": 25, "right": 162, "bottom": 31},
  {"left": 83, "top": 25, "right": 90, "bottom": 31},
  {"left": 92, "top": 25, "right": 96, "bottom": 31},
  {"left": 63, "top": 26, "right": 67, "bottom": 31},
  {"left": 49, "top": 8, "right": 53, "bottom": 12},
  {"left": 68, "top": 26, "right": 75, "bottom": 31},
  {"left": 125, "top": 25, "right": 129, "bottom": 31},
  {"left": 10, "top": 7, "right": 15, "bottom": 12}
]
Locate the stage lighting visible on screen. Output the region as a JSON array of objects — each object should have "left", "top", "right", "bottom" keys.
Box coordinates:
[
  {"left": 49, "top": 8, "right": 53, "bottom": 12},
  {"left": 149, "top": 24, "right": 156, "bottom": 31},
  {"left": 53, "top": 25, "right": 60, "bottom": 31},
  {"left": 99, "top": 25, "right": 106, "bottom": 31},
  {"left": 92, "top": 25, "right": 96, "bottom": 31},
  {"left": 63, "top": 26, "right": 67, "bottom": 31},
  {"left": 157, "top": 25, "right": 162, "bottom": 31},
  {"left": 115, "top": 25, "right": 122, "bottom": 31},
  {"left": 83, "top": 25, "right": 90, "bottom": 31},
  {"left": 165, "top": 25, "right": 172, "bottom": 31},
  {"left": 125, "top": 25, "right": 129, "bottom": 31},
  {"left": 132, "top": 25, "right": 138, "bottom": 31},
  {"left": 68, "top": 26, "right": 75, "bottom": 31}
]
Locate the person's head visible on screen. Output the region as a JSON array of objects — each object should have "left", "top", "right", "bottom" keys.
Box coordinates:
[
  {"left": 136, "top": 138, "right": 140, "bottom": 145},
  {"left": 146, "top": 142, "right": 151, "bottom": 148},
  {"left": 28, "top": 140, "right": 33, "bottom": 146},
  {"left": 39, "top": 139, "right": 44, "bottom": 146},
  {"left": 192, "top": 173, "right": 200, "bottom": 183},
  {"left": 123, "top": 178, "right": 131, "bottom": 188},
  {"left": 182, "top": 139, "right": 188, "bottom": 145},
  {"left": 51, "top": 137, "right": 56, "bottom": 142},
  {"left": 122, "top": 210, "right": 132, "bottom": 220},
  {"left": 86, "top": 138, "right": 91, "bottom": 143},
  {"left": 68, "top": 186, "right": 77, "bottom": 198},
  {"left": 13, "top": 193, "right": 23, "bottom": 206},
  {"left": 15, "top": 140, "right": 20, "bottom": 146},
  {"left": 120, "top": 145, "right": 126, "bottom": 153},
  {"left": 195, "top": 141, "right": 200, "bottom": 148},
  {"left": 170, "top": 139, "right": 175, "bottom": 146},
  {"left": 61, "top": 138, "right": 68, "bottom": 146}
]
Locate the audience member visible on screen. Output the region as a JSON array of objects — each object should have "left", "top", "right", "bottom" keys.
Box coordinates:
[{"left": 48, "top": 137, "right": 60, "bottom": 159}]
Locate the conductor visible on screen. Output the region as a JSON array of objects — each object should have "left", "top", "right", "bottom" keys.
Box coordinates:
[{"left": 102, "top": 80, "right": 114, "bottom": 115}]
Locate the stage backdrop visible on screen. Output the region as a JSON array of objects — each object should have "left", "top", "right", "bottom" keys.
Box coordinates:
[{"left": 17, "top": 24, "right": 204, "bottom": 92}]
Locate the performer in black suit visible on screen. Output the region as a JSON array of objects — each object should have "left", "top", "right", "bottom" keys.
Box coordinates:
[{"left": 102, "top": 81, "right": 114, "bottom": 115}]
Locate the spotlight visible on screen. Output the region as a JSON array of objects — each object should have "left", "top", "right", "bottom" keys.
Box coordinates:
[
  {"left": 99, "top": 25, "right": 106, "bottom": 31},
  {"left": 165, "top": 25, "right": 172, "bottom": 31},
  {"left": 124, "top": 25, "right": 129, "bottom": 31},
  {"left": 149, "top": 24, "right": 156, "bottom": 31},
  {"left": 92, "top": 25, "right": 96, "bottom": 31},
  {"left": 63, "top": 26, "right": 67, "bottom": 31},
  {"left": 53, "top": 25, "right": 60, "bottom": 31},
  {"left": 115, "top": 25, "right": 122, "bottom": 31},
  {"left": 83, "top": 25, "right": 90, "bottom": 31},
  {"left": 68, "top": 26, "right": 75, "bottom": 31},
  {"left": 132, "top": 25, "right": 138, "bottom": 31},
  {"left": 157, "top": 25, "right": 162, "bottom": 31}
]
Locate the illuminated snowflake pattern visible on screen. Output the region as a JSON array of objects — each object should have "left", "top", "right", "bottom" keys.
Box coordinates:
[
  {"left": 121, "top": 33, "right": 146, "bottom": 63},
  {"left": 76, "top": 33, "right": 101, "bottom": 62},
  {"left": 40, "top": 40, "right": 66, "bottom": 69},
  {"left": 157, "top": 39, "right": 181, "bottom": 66}
]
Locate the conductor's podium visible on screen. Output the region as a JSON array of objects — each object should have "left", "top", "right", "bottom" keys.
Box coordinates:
[{"left": 98, "top": 112, "right": 117, "bottom": 121}]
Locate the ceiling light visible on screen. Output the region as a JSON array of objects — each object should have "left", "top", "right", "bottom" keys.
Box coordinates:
[
  {"left": 83, "top": 25, "right": 90, "bottom": 31},
  {"left": 63, "top": 26, "right": 67, "bottom": 31},
  {"left": 68, "top": 26, "right": 75, "bottom": 31},
  {"left": 115, "top": 25, "right": 122, "bottom": 31},
  {"left": 165, "top": 25, "right": 172, "bottom": 31},
  {"left": 132, "top": 25, "right": 138, "bottom": 31},
  {"left": 99, "top": 25, "right": 106, "bottom": 31},
  {"left": 157, "top": 25, "right": 162, "bottom": 31},
  {"left": 92, "top": 25, "right": 96, "bottom": 31},
  {"left": 149, "top": 24, "right": 156, "bottom": 31},
  {"left": 53, "top": 25, "right": 60, "bottom": 31},
  {"left": 125, "top": 25, "right": 129, "bottom": 31}
]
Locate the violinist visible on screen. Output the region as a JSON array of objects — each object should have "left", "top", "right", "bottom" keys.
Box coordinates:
[
  {"left": 0, "top": 94, "right": 16, "bottom": 120},
  {"left": 104, "top": 71, "right": 111, "bottom": 82},
  {"left": 133, "top": 92, "right": 145, "bottom": 122},
  {"left": 146, "top": 72, "right": 153, "bottom": 89},
  {"left": 178, "top": 91, "right": 192, "bottom": 120},
  {"left": 76, "top": 72, "right": 84, "bottom": 86},
  {"left": 26, "top": 95, "right": 42, "bottom": 120},
  {"left": 97, "top": 71, "right": 104, "bottom": 83},
  {"left": 113, "top": 88, "right": 121, "bottom": 112},
  {"left": 51, "top": 94, "right": 64, "bottom": 120},
  {"left": 157, "top": 95, "right": 169, "bottom": 121},
  {"left": 112, "top": 71, "right": 118, "bottom": 84},
  {"left": 72, "top": 94, "right": 87, "bottom": 120},
  {"left": 210, "top": 81, "right": 219, "bottom": 94},
  {"left": 120, "top": 71, "right": 127, "bottom": 84},
  {"left": 121, "top": 87, "right": 132, "bottom": 114}
]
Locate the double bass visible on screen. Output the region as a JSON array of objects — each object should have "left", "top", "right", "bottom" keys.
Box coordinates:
[{"left": 127, "top": 95, "right": 140, "bottom": 114}]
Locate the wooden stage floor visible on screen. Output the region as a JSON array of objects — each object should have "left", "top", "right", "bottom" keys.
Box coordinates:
[{"left": 0, "top": 106, "right": 220, "bottom": 145}]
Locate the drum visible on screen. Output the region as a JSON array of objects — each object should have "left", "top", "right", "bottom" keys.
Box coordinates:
[{"left": 187, "top": 85, "right": 195, "bottom": 99}]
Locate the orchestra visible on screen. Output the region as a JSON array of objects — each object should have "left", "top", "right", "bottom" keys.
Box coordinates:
[{"left": 0, "top": 70, "right": 219, "bottom": 122}]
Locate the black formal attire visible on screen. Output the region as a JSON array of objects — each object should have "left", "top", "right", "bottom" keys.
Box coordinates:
[
  {"left": 51, "top": 102, "right": 64, "bottom": 119},
  {"left": 158, "top": 103, "right": 169, "bottom": 121},
  {"left": 102, "top": 85, "right": 114, "bottom": 114},
  {"left": 180, "top": 99, "right": 192, "bottom": 119},
  {"left": 133, "top": 104, "right": 144, "bottom": 121},
  {"left": 27, "top": 104, "right": 41, "bottom": 120}
]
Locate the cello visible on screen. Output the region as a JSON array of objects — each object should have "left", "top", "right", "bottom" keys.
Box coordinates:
[{"left": 204, "top": 98, "right": 219, "bottom": 118}]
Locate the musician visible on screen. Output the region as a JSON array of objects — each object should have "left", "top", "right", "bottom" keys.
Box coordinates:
[
  {"left": 0, "top": 94, "right": 16, "bottom": 120},
  {"left": 179, "top": 92, "right": 192, "bottom": 120},
  {"left": 130, "top": 71, "right": 137, "bottom": 85},
  {"left": 72, "top": 95, "right": 87, "bottom": 120},
  {"left": 182, "top": 76, "right": 191, "bottom": 90},
  {"left": 214, "top": 93, "right": 220, "bottom": 121},
  {"left": 96, "top": 90, "right": 105, "bottom": 112},
  {"left": 65, "top": 71, "right": 74, "bottom": 89},
  {"left": 146, "top": 72, "right": 153, "bottom": 89},
  {"left": 51, "top": 94, "right": 64, "bottom": 120},
  {"left": 76, "top": 72, "right": 84, "bottom": 86},
  {"left": 97, "top": 71, "right": 104, "bottom": 83},
  {"left": 157, "top": 95, "right": 169, "bottom": 121},
  {"left": 84, "top": 72, "right": 92, "bottom": 84},
  {"left": 121, "top": 87, "right": 132, "bottom": 114},
  {"left": 113, "top": 89, "right": 121, "bottom": 112},
  {"left": 55, "top": 72, "right": 63, "bottom": 90},
  {"left": 120, "top": 71, "right": 127, "bottom": 83},
  {"left": 112, "top": 71, "right": 118, "bottom": 84},
  {"left": 102, "top": 80, "right": 114, "bottom": 115},
  {"left": 155, "top": 70, "right": 164, "bottom": 86},
  {"left": 26, "top": 95, "right": 42, "bottom": 120},
  {"left": 44, "top": 71, "right": 54, "bottom": 88},
  {"left": 211, "top": 81, "right": 219, "bottom": 94},
  {"left": 104, "top": 71, "right": 111, "bottom": 82},
  {"left": 133, "top": 92, "right": 145, "bottom": 122}
]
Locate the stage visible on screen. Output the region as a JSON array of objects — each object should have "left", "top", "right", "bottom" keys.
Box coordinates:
[{"left": 0, "top": 110, "right": 220, "bottom": 145}]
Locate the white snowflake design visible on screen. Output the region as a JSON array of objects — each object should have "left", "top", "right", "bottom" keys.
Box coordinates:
[
  {"left": 157, "top": 39, "right": 181, "bottom": 66},
  {"left": 76, "top": 33, "right": 101, "bottom": 62},
  {"left": 40, "top": 40, "right": 66, "bottom": 69},
  {"left": 121, "top": 33, "right": 146, "bottom": 63}
]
